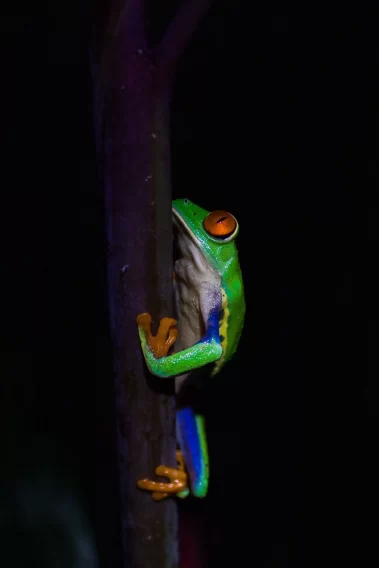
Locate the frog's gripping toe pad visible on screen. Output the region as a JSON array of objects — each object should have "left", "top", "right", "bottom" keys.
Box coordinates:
[
  {"left": 136, "top": 313, "right": 178, "bottom": 358},
  {"left": 137, "top": 451, "right": 189, "bottom": 501}
]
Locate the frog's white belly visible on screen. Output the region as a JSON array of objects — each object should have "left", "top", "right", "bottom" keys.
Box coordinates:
[
  {"left": 173, "top": 220, "right": 221, "bottom": 392},
  {"left": 173, "top": 269, "right": 220, "bottom": 352}
]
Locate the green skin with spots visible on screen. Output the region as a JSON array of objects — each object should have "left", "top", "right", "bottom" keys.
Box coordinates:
[{"left": 137, "top": 199, "right": 245, "bottom": 497}]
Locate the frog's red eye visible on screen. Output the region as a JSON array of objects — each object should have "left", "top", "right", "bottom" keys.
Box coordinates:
[{"left": 203, "top": 210, "right": 237, "bottom": 239}]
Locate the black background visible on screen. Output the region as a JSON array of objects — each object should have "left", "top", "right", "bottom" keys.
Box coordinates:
[{"left": 1, "top": 1, "right": 372, "bottom": 566}]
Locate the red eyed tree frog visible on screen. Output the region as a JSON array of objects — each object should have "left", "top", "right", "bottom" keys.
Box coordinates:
[{"left": 136, "top": 198, "right": 245, "bottom": 500}]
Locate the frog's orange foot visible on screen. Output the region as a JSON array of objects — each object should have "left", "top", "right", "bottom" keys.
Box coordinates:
[
  {"left": 136, "top": 312, "right": 178, "bottom": 358},
  {"left": 137, "top": 451, "right": 188, "bottom": 501}
]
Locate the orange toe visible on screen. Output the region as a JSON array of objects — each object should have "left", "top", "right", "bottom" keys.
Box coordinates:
[
  {"left": 148, "top": 317, "right": 178, "bottom": 358},
  {"left": 137, "top": 313, "right": 178, "bottom": 358},
  {"left": 137, "top": 452, "right": 188, "bottom": 501}
]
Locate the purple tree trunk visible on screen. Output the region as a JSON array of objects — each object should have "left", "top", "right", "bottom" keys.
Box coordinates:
[
  {"left": 104, "top": 53, "right": 177, "bottom": 568},
  {"left": 93, "top": 1, "right": 213, "bottom": 566}
]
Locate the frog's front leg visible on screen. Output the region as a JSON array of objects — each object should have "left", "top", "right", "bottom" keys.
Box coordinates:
[
  {"left": 136, "top": 312, "right": 222, "bottom": 379},
  {"left": 136, "top": 311, "right": 221, "bottom": 499}
]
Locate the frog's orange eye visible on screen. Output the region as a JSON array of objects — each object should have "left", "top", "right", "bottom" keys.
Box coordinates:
[{"left": 203, "top": 210, "right": 237, "bottom": 239}]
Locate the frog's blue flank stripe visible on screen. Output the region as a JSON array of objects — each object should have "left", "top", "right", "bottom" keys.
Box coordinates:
[
  {"left": 177, "top": 407, "right": 209, "bottom": 497},
  {"left": 198, "top": 305, "right": 220, "bottom": 344}
]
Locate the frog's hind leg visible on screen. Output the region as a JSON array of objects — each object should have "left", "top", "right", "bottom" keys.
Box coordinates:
[
  {"left": 177, "top": 407, "right": 209, "bottom": 498},
  {"left": 137, "top": 408, "right": 209, "bottom": 500},
  {"left": 137, "top": 450, "right": 188, "bottom": 501}
]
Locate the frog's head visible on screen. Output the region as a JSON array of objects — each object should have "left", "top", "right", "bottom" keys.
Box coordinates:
[{"left": 172, "top": 198, "right": 239, "bottom": 275}]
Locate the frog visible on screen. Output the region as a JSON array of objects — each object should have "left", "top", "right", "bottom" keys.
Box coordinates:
[{"left": 136, "top": 198, "right": 245, "bottom": 500}]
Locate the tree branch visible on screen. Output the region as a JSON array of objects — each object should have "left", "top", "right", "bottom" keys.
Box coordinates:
[
  {"left": 91, "top": 1, "right": 215, "bottom": 565},
  {"left": 110, "top": 0, "right": 146, "bottom": 47},
  {"left": 156, "top": 0, "right": 214, "bottom": 73},
  {"left": 98, "top": 5, "right": 178, "bottom": 565}
]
